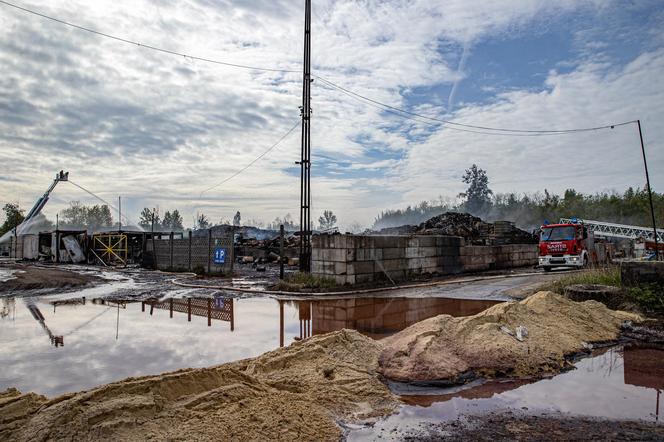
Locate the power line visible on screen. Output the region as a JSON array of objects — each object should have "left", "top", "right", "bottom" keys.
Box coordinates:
[
  {"left": 199, "top": 120, "right": 300, "bottom": 195},
  {"left": 67, "top": 180, "right": 137, "bottom": 226},
  {"left": 0, "top": 0, "right": 299, "bottom": 74},
  {"left": 315, "top": 77, "right": 572, "bottom": 137},
  {"left": 2, "top": 0, "right": 638, "bottom": 135},
  {"left": 315, "top": 76, "right": 637, "bottom": 135}
]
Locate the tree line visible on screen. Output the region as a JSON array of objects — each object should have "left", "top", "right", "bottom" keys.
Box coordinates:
[
  {"left": 373, "top": 164, "right": 664, "bottom": 231},
  {"left": 138, "top": 208, "right": 184, "bottom": 231}
]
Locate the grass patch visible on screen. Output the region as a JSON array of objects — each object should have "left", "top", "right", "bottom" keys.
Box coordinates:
[
  {"left": 273, "top": 272, "right": 337, "bottom": 292},
  {"left": 541, "top": 267, "right": 621, "bottom": 295},
  {"left": 541, "top": 266, "right": 664, "bottom": 313},
  {"left": 627, "top": 284, "right": 664, "bottom": 311}
]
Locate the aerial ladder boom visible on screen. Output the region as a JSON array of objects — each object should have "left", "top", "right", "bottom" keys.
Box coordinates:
[
  {"left": 559, "top": 218, "right": 663, "bottom": 242},
  {"left": 23, "top": 170, "right": 68, "bottom": 222}
]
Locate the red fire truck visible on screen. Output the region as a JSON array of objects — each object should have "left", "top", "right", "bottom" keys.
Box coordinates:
[{"left": 538, "top": 219, "right": 593, "bottom": 272}]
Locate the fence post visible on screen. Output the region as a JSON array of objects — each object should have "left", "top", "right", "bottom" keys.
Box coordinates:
[
  {"left": 230, "top": 228, "right": 235, "bottom": 275},
  {"left": 207, "top": 229, "right": 212, "bottom": 274},
  {"left": 188, "top": 230, "right": 192, "bottom": 271},
  {"left": 169, "top": 231, "right": 174, "bottom": 270},
  {"left": 280, "top": 224, "right": 285, "bottom": 279}
]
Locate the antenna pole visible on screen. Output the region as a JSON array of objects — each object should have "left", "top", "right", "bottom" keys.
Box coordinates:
[
  {"left": 637, "top": 120, "right": 659, "bottom": 260},
  {"left": 299, "top": 0, "right": 312, "bottom": 272}
]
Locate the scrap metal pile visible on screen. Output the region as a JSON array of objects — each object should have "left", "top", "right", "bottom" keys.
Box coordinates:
[{"left": 373, "top": 212, "right": 537, "bottom": 245}]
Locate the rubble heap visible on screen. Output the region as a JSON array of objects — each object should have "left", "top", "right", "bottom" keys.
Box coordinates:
[
  {"left": 373, "top": 212, "right": 537, "bottom": 245},
  {"left": 417, "top": 212, "right": 487, "bottom": 240}
]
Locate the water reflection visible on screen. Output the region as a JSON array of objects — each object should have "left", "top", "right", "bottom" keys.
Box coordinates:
[
  {"left": 142, "top": 298, "right": 235, "bottom": 330},
  {"left": 0, "top": 293, "right": 496, "bottom": 397},
  {"left": 348, "top": 346, "right": 664, "bottom": 440},
  {"left": 281, "top": 297, "right": 498, "bottom": 342},
  {"left": 623, "top": 347, "right": 663, "bottom": 423}
]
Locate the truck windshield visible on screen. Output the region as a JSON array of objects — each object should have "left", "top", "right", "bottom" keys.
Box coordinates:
[{"left": 540, "top": 226, "right": 576, "bottom": 241}]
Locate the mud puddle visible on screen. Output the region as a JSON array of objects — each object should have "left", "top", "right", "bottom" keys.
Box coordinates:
[
  {"left": 0, "top": 293, "right": 496, "bottom": 397},
  {"left": 348, "top": 346, "right": 664, "bottom": 440}
]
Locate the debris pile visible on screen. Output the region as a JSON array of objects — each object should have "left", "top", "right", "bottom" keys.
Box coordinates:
[
  {"left": 417, "top": 212, "right": 488, "bottom": 240},
  {"left": 378, "top": 291, "right": 641, "bottom": 383},
  {"left": 373, "top": 212, "right": 537, "bottom": 245}
]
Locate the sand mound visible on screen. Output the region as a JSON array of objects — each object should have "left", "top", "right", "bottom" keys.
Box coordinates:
[
  {"left": 379, "top": 291, "right": 641, "bottom": 383},
  {"left": 0, "top": 330, "right": 396, "bottom": 442}
]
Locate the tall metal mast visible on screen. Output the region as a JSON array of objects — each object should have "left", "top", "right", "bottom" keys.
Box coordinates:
[{"left": 299, "top": 0, "right": 312, "bottom": 272}]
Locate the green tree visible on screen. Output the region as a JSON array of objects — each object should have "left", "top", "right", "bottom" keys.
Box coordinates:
[
  {"left": 162, "top": 211, "right": 173, "bottom": 231},
  {"left": 60, "top": 201, "right": 87, "bottom": 227},
  {"left": 0, "top": 203, "right": 25, "bottom": 236},
  {"left": 318, "top": 210, "right": 338, "bottom": 230},
  {"left": 139, "top": 208, "right": 161, "bottom": 230},
  {"left": 170, "top": 210, "right": 184, "bottom": 230},
  {"left": 459, "top": 164, "right": 492, "bottom": 214},
  {"left": 86, "top": 205, "right": 113, "bottom": 229}
]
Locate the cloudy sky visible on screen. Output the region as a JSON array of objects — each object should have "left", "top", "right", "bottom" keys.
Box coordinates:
[{"left": 1, "top": 0, "right": 663, "bottom": 230}]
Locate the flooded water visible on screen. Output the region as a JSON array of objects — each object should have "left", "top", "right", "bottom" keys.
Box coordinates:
[
  {"left": 348, "top": 346, "right": 664, "bottom": 440},
  {"left": 0, "top": 293, "right": 497, "bottom": 397},
  {"left": 0, "top": 268, "right": 21, "bottom": 282}
]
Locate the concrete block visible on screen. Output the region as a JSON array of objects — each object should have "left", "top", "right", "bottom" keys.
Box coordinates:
[
  {"left": 621, "top": 261, "right": 664, "bottom": 287},
  {"left": 348, "top": 261, "right": 375, "bottom": 274},
  {"left": 441, "top": 246, "right": 460, "bottom": 256},
  {"left": 355, "top": 273, "right": 375, "bottom": 284},
  {"left": 333, "top": 275, "right": 347, "bottom": 285},
  {"left": 417, "top": 236, "right": 437, "bottom": 247},
  {"left": 383, "top": 247, "right": 405, "bottom": 259},
  {"left": 373, "top": 236, "right": 397, "bottom": 248},
  {"left": 378, "top": 258, "right": 408, "bottom": 271},
  {"left": 334, "top": 262, "right": 347, "bottom": 275}
]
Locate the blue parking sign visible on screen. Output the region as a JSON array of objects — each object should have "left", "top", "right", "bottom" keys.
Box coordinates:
[{"left": 213, "top": 247, "right": 226, "bottom": 264}]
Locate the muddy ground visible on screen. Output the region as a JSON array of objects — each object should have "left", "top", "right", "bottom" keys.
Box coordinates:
[
  {"left": 397, "top": 412, "right": 664, "bottom": 441},
  {"left": 0, "top": 262, "right": 100, "bottom": 292}
]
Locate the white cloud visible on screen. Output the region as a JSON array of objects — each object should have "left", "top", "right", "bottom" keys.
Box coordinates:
[{"left": 0, "top": 0, "right": 660, "bottom": 229}]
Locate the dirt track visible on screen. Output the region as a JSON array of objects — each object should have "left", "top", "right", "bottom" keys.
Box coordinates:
[{"left": 0, "top": 263, "right": 99, "bottom": 292}]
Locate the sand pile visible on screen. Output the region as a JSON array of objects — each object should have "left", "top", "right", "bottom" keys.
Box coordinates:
[
  {"left": 0, "top": 330, "right": 396, "bottom": 442},
  {"left": 379, "top": 291, "right": 641, "bottom": 383}
]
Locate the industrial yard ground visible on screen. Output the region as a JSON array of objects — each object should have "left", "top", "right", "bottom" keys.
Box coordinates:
[{"left": 1, "top": 260, "right": 663, "bottom": 441}]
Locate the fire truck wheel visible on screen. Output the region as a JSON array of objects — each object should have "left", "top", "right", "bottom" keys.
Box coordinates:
[{"left": 543, "top": 266, "right": 552, "bottom": 272}]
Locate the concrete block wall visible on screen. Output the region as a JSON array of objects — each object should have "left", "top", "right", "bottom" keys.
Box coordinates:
[
  {"left": 312, "top": 234, "right": 463, "bottom": 285},
  {"left": 460, "top": 244, "right": 538, "bottom": 272},
  {"left": 312, "top": 234, "right": 537, "bottom": 285},
  {"left": 621, "top": 261, "right": 664, "bottom": 287}
]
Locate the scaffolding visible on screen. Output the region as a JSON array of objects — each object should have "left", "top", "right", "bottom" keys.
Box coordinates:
[{"left": 91, "top": 233, "right": 128, "bottom": 266}]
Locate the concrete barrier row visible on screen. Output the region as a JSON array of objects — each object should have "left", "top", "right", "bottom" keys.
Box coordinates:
[{"left": 312, "top": 234, "right": 537, "bottom": 285}]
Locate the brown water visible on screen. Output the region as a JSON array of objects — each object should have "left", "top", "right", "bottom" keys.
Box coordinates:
[
  {"left": 0, "top": 293, "right": 496, "bottom": 397},
  {"left": 348, "top": 346, "right": 664, "bottom": 440}
]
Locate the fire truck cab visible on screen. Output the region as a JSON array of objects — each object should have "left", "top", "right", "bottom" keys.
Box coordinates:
[{"left": 538, "top": 220, "right": 592, "bottom": 272}]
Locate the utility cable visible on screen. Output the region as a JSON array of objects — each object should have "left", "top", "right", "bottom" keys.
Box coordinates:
[
  {"left": 0, "top": 0, "right": 299, "bottom": 74},
  {"left": 67, "top": 180, "right": 137, "bottom": 227},
  {"left": 316, "top": 76, "right": 636, "bottom": 135},
  {"left": 315, "top": 78, "right": 573, "bottom": 137},
  {"left": 199, "top": 120, "right": 300, "bottom": 195}
]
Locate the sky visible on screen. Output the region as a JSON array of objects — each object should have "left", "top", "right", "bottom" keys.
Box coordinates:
[{"left": 0, "top": 0, "right": 663, "bottom": 230}]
